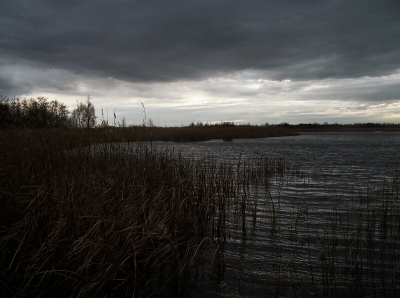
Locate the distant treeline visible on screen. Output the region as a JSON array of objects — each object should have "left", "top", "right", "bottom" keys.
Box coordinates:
[
  {"left": 275, "top": 122, "right": 400, "bottom": 131},
  {"left": 187, "top": 121, "right": 236, "bottom": 127},
  {"left": 186, "top": 121, "right": 400, "bottom": 131}
]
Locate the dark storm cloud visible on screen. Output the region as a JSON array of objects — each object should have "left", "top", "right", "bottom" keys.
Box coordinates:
[{"left": 1, "top": 0, "right": 400, "bottom": 89}]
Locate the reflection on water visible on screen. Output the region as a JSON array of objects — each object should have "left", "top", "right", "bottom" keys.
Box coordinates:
[{"left": 154, "top": 132, "right": 400, "bottom": 297}]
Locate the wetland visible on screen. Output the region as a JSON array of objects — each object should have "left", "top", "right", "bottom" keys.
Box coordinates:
[{"left": 1, "top": 129, "right": 399, "bottom": 297}]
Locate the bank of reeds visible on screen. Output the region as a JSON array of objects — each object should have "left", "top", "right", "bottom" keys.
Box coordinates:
[
  {"left": 0, "top": 129, "right": 287, "bottom": 297},
  {"left": 0, "top": 135, "right": 191, "bottom": 296},
  {"left": 0, "top": 125, "right": 295, "bottom": 147}
]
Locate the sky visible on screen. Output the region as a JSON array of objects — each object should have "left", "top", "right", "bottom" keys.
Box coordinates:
[{"left": 1, "top": 0, "right": 400, "bottom": 126}]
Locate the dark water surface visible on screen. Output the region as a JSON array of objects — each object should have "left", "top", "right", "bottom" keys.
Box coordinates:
[
  {"left": 154, "top": 132, "right": 400, "bottom": 297},
  {"left": 161, "top": 132, "right": 399, "bottom": 185}
]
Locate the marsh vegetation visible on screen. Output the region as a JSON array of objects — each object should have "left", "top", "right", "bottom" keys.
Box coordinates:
[{"left": 0, "top": 128, "right": 290, "bottom": 297}]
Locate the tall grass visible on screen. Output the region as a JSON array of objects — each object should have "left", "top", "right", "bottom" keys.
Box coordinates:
[{"left": 0, "top": 129, "right": 287, "bottom": 297}]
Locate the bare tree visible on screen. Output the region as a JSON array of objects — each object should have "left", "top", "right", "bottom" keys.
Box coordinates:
[{"left": 71, "top": 96, "right": 96, "bottom": 128}]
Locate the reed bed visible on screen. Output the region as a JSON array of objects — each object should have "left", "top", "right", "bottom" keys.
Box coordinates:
[
  {"left": 0, "top": 129, "right": 287, "bottom": 297},
  {"left": 0, "top": 125, "right": 294, "bottom": 145}
]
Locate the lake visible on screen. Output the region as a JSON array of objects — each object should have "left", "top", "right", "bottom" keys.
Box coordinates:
[{"left": 153, "top": 132, "right": 400, "bottom": 297}]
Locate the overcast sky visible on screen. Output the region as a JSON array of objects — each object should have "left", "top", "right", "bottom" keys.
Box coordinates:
[{"left": 1, "top": 0, "right": 400, "bottom": 126}]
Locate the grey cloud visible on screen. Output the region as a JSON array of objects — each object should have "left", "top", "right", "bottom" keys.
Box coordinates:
[
  {"left": 1, "top": 0, "right": 400, "bottom": 98},
  {"left": 0, "top": 57, "right": 86, "bottom": 96},
  {"left": 0, "top": 77, "right": 17, "bottom": 97}
]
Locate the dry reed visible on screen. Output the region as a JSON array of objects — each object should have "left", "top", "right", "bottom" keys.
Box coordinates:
[{"left": 0, "top": 129, "right": 286, "bottom": 297}]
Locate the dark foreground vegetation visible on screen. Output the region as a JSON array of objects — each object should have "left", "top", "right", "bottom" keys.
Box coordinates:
[{"left": 0, "top": 128, "right": 291, "bottom": 297}]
